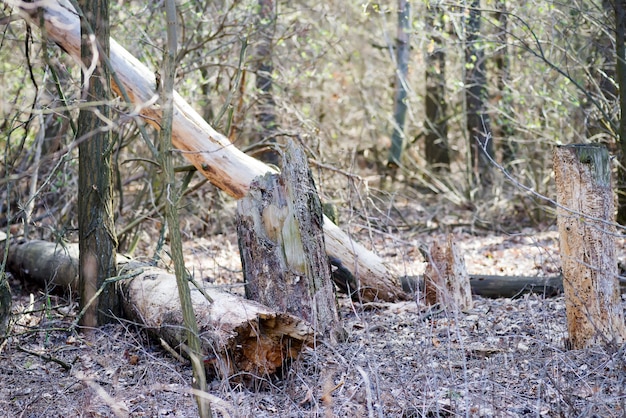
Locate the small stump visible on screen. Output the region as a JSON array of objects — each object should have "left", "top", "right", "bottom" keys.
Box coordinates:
[{"left": 424, "top": 234, "right": 472, "bottom": 312}]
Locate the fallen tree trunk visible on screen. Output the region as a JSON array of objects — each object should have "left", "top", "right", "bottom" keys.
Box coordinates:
[
  {"left": 2, "top": 0, "right": 404, "bottom": 302},
  {"left": 6, "top": 240, "right": 314, "bottom": 378},
  {"left": 402, "top": 274, "right": 626, "bottom": 299}
]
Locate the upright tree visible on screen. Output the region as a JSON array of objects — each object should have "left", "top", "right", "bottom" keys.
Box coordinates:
[
  {"left": 464, "top": 0, "right": 493, "bottom": 187},
  {"left": 424, "top": 0, "right": 450, "bottom": 169},
  {"left": 493, "top": 0, "right": 515, "bottom": 164},
  {"left": 614, "top": 0, "right": 626, "bottom": 224},
  {"left": 254, "top": 0, "right": 280, "bottom": 165},
  {"left": 388, "top": 0, "right": 411, "bottom": 167},
  {"left": 77, "top": 0, "right": 119, "bottom": 327}
]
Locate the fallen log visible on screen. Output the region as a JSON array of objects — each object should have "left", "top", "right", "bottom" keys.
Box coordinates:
[
  {"left": 402, "top": 274, "right": 626, "bottom": 299},
  {"left": 6, "top": 240, "right": 315, "bottom": 378},
  {"left": 2, "top": 0, "right": 404, "bottom": 302}
]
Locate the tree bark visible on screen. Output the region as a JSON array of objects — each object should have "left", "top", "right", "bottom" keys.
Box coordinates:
[
  {"left": 614, "top": 0, "right": 626, "bottom": 224},
  {"left": 4, "top": 0, "right": 404, "bottom": 302},
  {"left": 464, "top": 0, "right": 493, "bottom": 187},
  {"left": 424, "top": 0, "right": 450, "bottom": 169},
  {"left": 237, "top": 141, "right": 339, "bottom": 340},
  {"left": 388, "top": 0, "right": 411, "bottom": 167},
  {"left": 554, "top": 144, "right": 626, "bottom": 349},
  {"left": 4, "top": 240, "right": 314, "bottom": 378},
  {"left": 77, "top": 0, "right": 119, "bottom": 327},
  {"left": 493, "top": 0, "right": 515, "bottom": 164}
]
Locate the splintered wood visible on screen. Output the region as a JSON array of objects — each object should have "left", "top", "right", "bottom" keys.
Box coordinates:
[
  {"left": 424, "top": 234, "right": 472, "bottom": 312},
  {"left": 554, "top": 144, "right": 626, "bottom": 349},
  {"left": 236, "top": 142, "right": 339, "bottom": 341}
]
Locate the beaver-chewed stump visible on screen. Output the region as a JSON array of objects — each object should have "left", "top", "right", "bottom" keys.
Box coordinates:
[{"left": 236, "top": 141, "right": 341, "bottom": 342}]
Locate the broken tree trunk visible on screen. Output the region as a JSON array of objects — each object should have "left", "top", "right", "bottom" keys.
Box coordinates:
[
  {"left": 554, "top": 144, "right": 626, "bottom": 349},
  {"left": 2, "top": 0, "right": 404, "bottom": 303},
  {"left": 5, "top": 240, "right": 314, "bottom": 377},
  {"left": 401, "top": 274, "right": 569, "bottom": 299},
  {"left": 423, "top": 234, "right": 472, "bottom": 311},
  {"left": 118, "top": 262, "right": 313, "bottom": 379},
  {"left": 236, "top": 142, "right": 339, "bottom": 340}
]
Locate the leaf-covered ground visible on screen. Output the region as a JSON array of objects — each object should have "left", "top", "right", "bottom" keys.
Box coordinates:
[{"left": 2, "top": 227, "right": 626, "bottom": 417}]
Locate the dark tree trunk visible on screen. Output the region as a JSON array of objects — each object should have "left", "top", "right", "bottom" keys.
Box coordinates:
[
  {"left": 464, "top": 0, "right": 493, "bottom": 187},
  {"left": 424, "top": 1, "right": 450, "bottom": 169},
  {"left": 388, "top": 0, "right": 411, "bottom": 167},
  {"left": 236, "top": 141, "right": 339, "bottom": 341},
  {"left": 493, "top": 0, "right": 515, "bottom": 164},
  {"left": 77, "top": 0, "right": 119, "bottom": 327},
  {"left": 615, "top": 0, "right": 626, "bottom": 224},
  {"left": 253, "top": 0, "right": 279, "bottom": 165}
]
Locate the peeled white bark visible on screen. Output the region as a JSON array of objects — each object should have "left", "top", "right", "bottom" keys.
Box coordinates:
[{"left": 4, "top": 0, "right": 404, "bottom": 302}]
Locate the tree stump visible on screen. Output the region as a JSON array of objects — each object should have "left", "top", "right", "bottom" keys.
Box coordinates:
[
  {"left": 554, "top": 144, "right": 626, "bottom": 349},
  {"left": 423, "top": 234, "right": 472, "bottom": 312},
  {"left": 236, "top": 141, "right": 339, "bottom": 340}
]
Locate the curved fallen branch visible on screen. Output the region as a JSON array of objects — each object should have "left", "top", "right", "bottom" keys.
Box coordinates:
[{"left": 2, "top": 0, "right": 404, "bottom": 302}]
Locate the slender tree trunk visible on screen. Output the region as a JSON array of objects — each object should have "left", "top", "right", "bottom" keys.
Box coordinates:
[
  {"left": 388, "top": 0, "right": 411, "bottom": 167},
  {"left": 615, "top": 0, "right": 626, "bottom": 224},
  {"left": 464, "top": 0, "right": 493, "bottom": 187},
  {"left": 424, "top": 1, "right": 450, "bottom": 169},
  {"left": 77, "top": 0, "right": 119, "bottom": 327},
  {"left": 254, "top": 0, "right": 280, "bottom": 165},
  {"left": 160, "top": 2, "right": 211, "bottom": 416},
  {"left": 494, "top": 0, "right": 515, "bottom": 164}
]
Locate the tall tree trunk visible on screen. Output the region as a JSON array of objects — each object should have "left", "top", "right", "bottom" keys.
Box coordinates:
[
  {"left": 160, "top": 1, "right": 211, "bottom": 416},
  {"left": 388, "top": 0, "right": 411, "bottom": 167},
  {"left": 615, "top": 0, "right": 626, "bottom": 224},
  {"left": 493, "top": 0, "right": 515, "bottom": 164},
  {"left": 464, "top": 0, "right": 493, "bottom": 188},
  {"left": 424, "top": 0, "right": 450, "bottom": 169},
  {"left": 77, "top": 0, "right": 119, "bottom": 327},
  {"left": 253, "top": 0, "right": 280, "bottom": 165}
]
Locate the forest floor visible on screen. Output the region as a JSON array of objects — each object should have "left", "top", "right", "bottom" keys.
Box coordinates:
[{"left": 2, "top": 204, "right": 626, "bottom": 417}]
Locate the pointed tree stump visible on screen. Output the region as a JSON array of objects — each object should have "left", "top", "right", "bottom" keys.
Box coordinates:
[
  {"left": 554, "top": 144, "right": 626, "bottom": 349},
  {"left": 424, "top": 234, "right": 472, "bottom": 312},
  {"left": 236, "top": 142, "right": 340, "bottom": 340}
]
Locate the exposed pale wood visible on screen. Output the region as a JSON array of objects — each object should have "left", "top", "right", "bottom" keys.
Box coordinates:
[
  {"left": 5, "top": 240, "right": 314, "bottom": 377},
  {"left": 4, "top": 0, "right": 404, "bottom": 302},
  {"left": 554, "top": 144, "right": 626, "bottom": 349},
  {"left": 423, "top": 234, "right": 472, "bottom": 311},
  {"left": 236, "top": 142, "right": 339, "bottom": 340}
]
